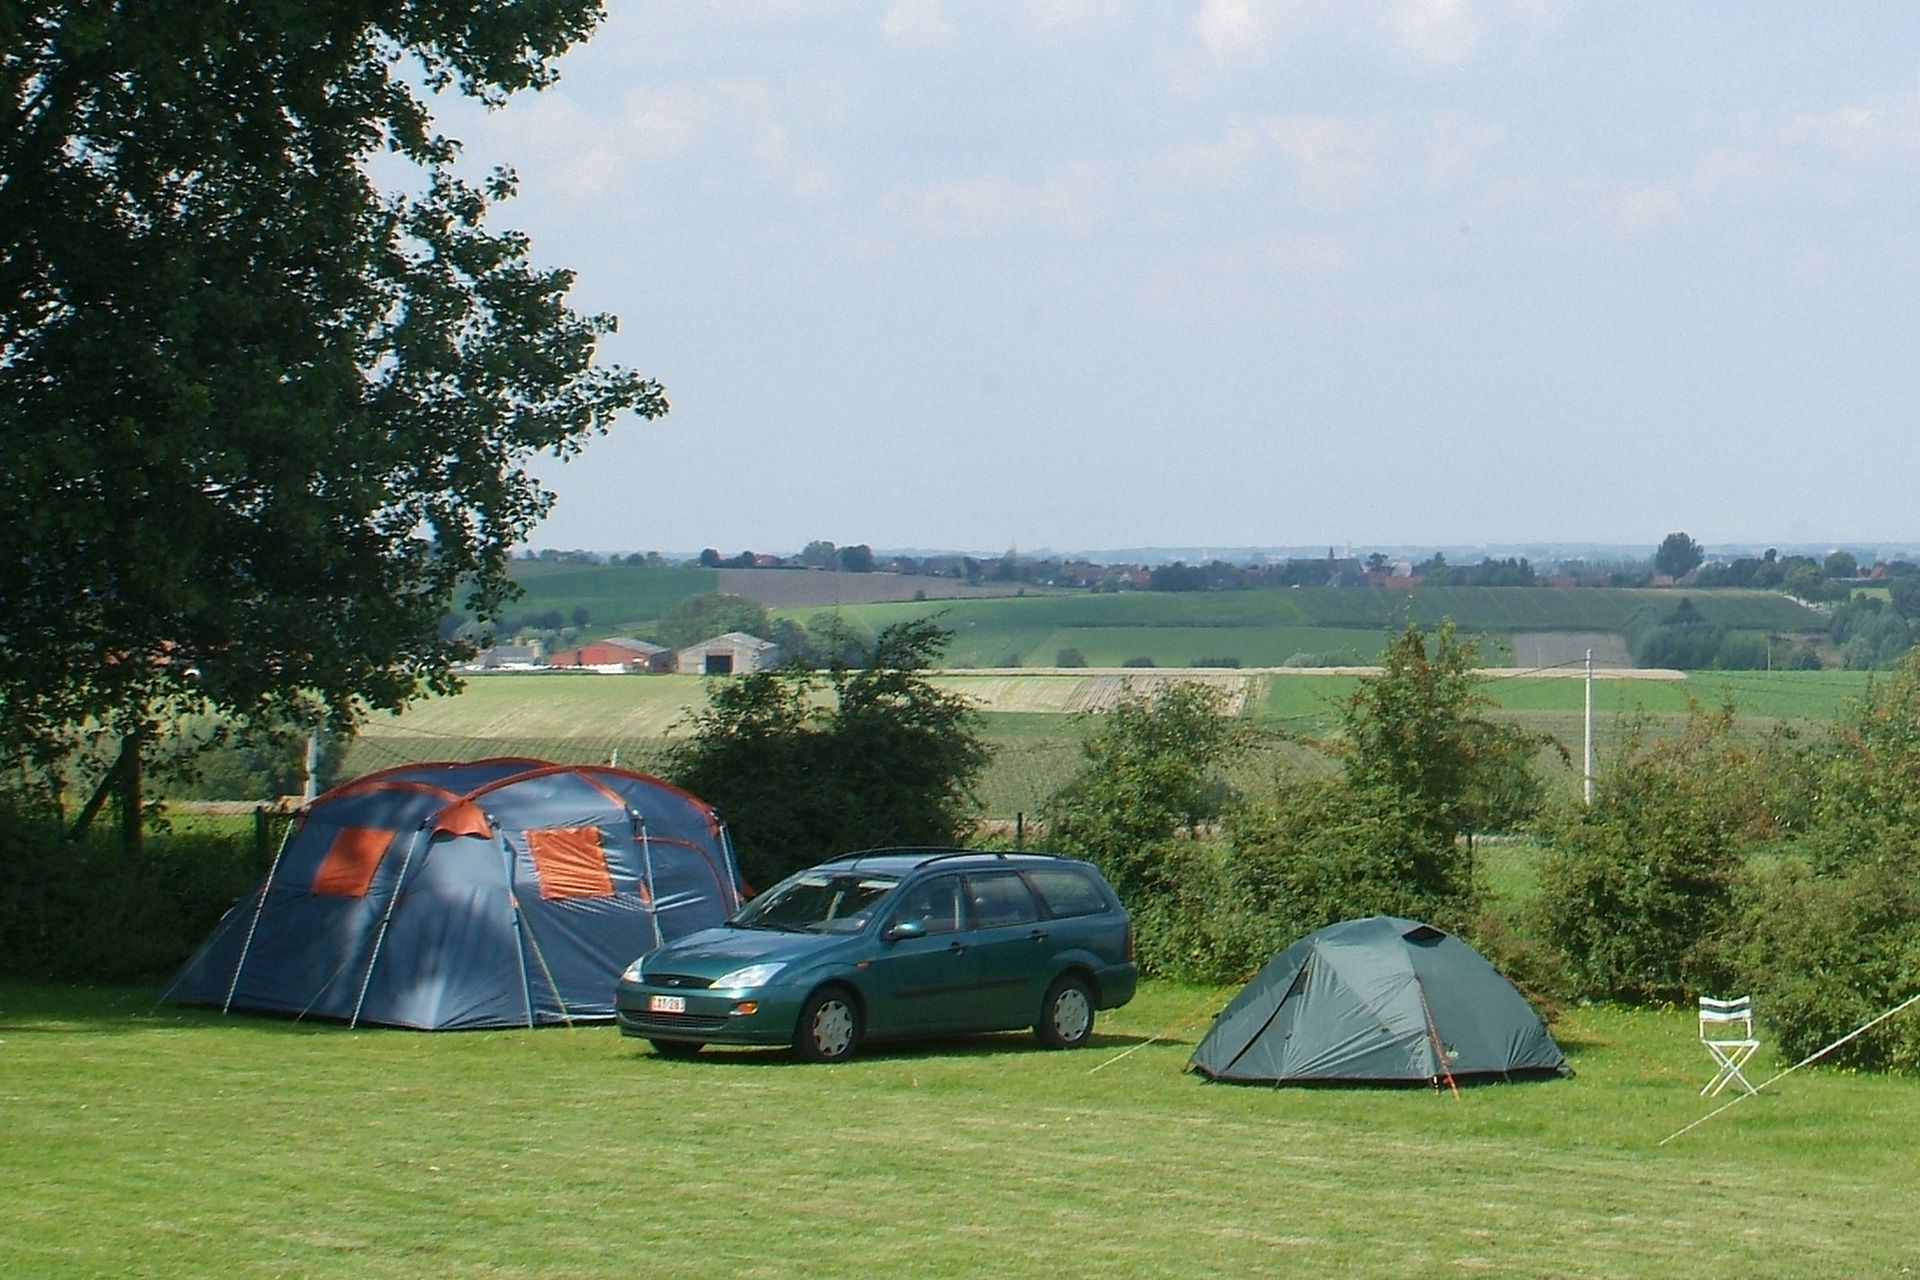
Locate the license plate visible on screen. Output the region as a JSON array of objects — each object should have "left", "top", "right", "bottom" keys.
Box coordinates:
[{"left": 648, "top": 994, "right": 687, "bottom": 1015}]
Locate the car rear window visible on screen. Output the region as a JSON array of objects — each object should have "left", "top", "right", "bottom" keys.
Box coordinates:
[
  {"left": 1024, "top": 867, "right": 1110, "bottom": 918},
  {"left": 967, "top": 871, "right": 1039, "bottom": 928}
]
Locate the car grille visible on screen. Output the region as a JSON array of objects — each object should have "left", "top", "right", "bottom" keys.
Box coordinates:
[
  {"left": 647, "top": 973, "right": 713, "bottom": 989},
  {"left": 621, "top": 1010, "right": 729, "bottom": 1034}
]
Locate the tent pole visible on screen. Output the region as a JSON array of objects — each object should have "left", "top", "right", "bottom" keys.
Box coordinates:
[
  {"left": 518, "top": 911, "right": 575, "bottom": 1028},
  {"left": 718, "top": 821, "right": 745, "bottom": 909},
  {"left": 499, "top": 832, "right": 537, "bottom": 1029},
  {"left": 638, "top": 817, "right": 664, "bottom": 949},
  {"left": 1414, "top": 976, "right": 1460, "bottom": 1099},
  {"left": 216, "top": 811, "right": 300, "bottom": 1013},
  {"left": 349, "top": 826, "right": 427, "bottom": 1030}
]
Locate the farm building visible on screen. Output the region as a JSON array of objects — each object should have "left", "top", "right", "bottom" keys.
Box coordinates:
[
  {"left": 546, "top": 637, "right": 673, "bottom": 672},
  {"left": 469, "top": 643, "right": 540, "bottom": 670},
  {"left": 677, "top": 631, "right": 780, "bottom": 675}
]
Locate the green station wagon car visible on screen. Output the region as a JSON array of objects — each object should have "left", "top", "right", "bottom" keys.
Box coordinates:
[{"left": 615, "top": 850, "right": 1137, "bottom": 1062}]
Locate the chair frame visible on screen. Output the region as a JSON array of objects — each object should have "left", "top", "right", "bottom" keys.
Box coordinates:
[{"left": 1698, "top": 995, "right": 1760, "bottom": 1097}]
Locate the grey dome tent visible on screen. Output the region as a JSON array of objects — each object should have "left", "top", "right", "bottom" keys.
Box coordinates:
[
  {"left": 1189, "top": 916, "right": 1568, "bottom": 1086},
  {"left": 164, "top": 759, "right": 745, "bottom": 1030}
]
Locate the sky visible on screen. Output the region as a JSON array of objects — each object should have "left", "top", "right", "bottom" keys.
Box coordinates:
[{"left": 433, "top": 2, "right": 1920, "bottom": 556}]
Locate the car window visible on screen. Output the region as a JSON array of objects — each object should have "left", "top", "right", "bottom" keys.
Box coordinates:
[
  {"left": 967, "top": 871, "right": 1039, "bottom": 929},
  {"left": 733, "top": 872, "right": 901, "bottom": 934},
  {"left": 1024, "top": 867, "right": 1110, "bottom": 918},
  {"left": 888, "top": 875, "right": 966, "bottom": 936}
]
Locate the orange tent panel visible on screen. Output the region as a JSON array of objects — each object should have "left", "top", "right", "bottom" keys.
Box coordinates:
[
  {"left": 312, "top": 827, "right": 394, "bottom": 897},
  {"left": 526, "top": 827, "right": 615, "bottom": 900}
]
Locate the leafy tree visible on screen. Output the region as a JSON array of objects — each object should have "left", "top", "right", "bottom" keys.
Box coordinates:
[
  {"left": 836, "top": 544, "right": 875, "bottom": 573},
  {"left": 799, "top": 540, "right": 838, "bottom": 568},
  {"left": 1627, "top": 599, "right": 1723, "bottom": 669},
  {"left": 1654, "top": 532, "right": 1705, "bottom": 579},
  {"left": 1148, "top": 562, "right": 1209, "bottom": 592},
  {"left": 1832, "top": 597, "right": 1916, "bottom": 670},
  {"left": 1824, "top": 550, "right": 1859, "bottom": 580},
  {"left": 668, "top": 620, "right": 991, "bottom": 889},
  {"left": 1889, "top": 577, "right": 1920, "bottom": 620},
  {"left": 1336, "top": 621, "right": 1530, "bottom": 866},
  {"left": 1222, "top": 621, "right": 1545, "bottom": 965},
  {"left": 1, "top": 0, "right": 658, "bottom": 846},
  {"left": 766, "top": 611, "right": 875, "bottom": 669},
  {"left": 1043, "top": 682, "right": 1253, "bottom": 902},
  {"left": 1055, "top": 648, "right": 1088, "bottom": 668},
  {"left": 655, "top": 594, "right": 770, "bottom": 651}
]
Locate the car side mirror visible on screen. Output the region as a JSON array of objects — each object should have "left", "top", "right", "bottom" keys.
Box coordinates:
[{"left": 884, "top": 919, "right": 926, "bottom": 943}]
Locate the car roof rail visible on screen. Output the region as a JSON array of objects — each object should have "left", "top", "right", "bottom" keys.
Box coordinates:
[{"left": 911, "top": 848, "right": 1006, "bottom": 868}]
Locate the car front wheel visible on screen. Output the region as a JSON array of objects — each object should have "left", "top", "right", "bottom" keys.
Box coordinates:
[
  {"left": 1037, "top": 975, "right": 1095, "bottom": 1049},
  {"left": 794, "top": 986, "right": 862, "bottom": 1063}
]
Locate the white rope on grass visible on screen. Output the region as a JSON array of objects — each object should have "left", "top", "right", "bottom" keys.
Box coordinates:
[
  {"left": 1088, "top": 990, "right": 1231, "bottom": 1074},
  {"left": 1658, "top": 988, "right": 1920, "bottom": 1146}
]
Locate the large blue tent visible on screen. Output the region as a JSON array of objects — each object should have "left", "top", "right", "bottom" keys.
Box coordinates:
[{"left": 165, "top": 759, "right": 745, "bottom": 1030}]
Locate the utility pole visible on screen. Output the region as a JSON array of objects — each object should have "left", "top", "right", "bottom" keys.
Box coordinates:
[{"left": 1583, "top": 648, "right": 1594, "bottom": 806}]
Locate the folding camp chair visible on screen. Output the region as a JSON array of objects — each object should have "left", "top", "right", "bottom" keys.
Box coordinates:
[{"left": 1698, "top": 996, "right": 1760, "bottom": 1097}]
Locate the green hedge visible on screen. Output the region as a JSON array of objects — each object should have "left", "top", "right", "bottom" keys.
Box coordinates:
[{"left": 0, "top": 808, "right": 277, "bottom": 982}]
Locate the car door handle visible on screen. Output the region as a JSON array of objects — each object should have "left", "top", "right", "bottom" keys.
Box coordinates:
[
  {"left": 1029, "top": 929, "right": 1049, "bottom": 942},
  {"left": 948, "top": 940, "right": 968, "bottom": 953}
]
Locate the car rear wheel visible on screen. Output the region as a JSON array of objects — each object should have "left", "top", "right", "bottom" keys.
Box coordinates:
[
  {"left": 1036, "top": 975, "right": 1094, "bottom": 1049},
  {"left": 650, "top": 1039, "right": 704, "bottom": 1059},
  {"left": 794, "top": 986, "right": 862, "bottom": 1063}
]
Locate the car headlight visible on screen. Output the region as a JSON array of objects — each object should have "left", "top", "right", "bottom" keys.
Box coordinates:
[
  {"left": 711, "top": 962, "right": 785, "bottom": 990},
  {"left": 622, "top": 957, "right": 646, "bottom": 983}
]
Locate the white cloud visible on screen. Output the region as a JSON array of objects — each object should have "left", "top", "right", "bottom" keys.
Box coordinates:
[
  {"left": 1392, "top": 0, "right": 1480, "bottom": 64},
  {"left": 1156, "top": 118, "right": 1268, "bottom": 189},
  {"left": 882, "top": 0, "right": 955, "bottom": 47},
  {"left": 1782, "top": 89, "right": 1920, "bottom": 164},
  {"left": 1262, "top": 115, "right": 1386, "bottom": 210},
  {"left": 1195, "top": 0, "right": 1267, "bottom": 59},
  {"left": 881, "top": 164, "right": 1110, "bottom": 235}
]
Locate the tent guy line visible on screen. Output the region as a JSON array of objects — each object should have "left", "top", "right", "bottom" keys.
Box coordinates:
[{"left": 1659, "top": 988, "right": 1920, "bottom": 1146}]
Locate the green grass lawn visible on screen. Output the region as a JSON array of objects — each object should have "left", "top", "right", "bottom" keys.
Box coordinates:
[{"left": 3, "top": 981, "right": 1916, "bottom": 1277}]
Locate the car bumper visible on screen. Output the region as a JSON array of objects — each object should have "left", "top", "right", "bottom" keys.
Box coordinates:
[
  {"left": 1097, "top": 962, "right": 1139, "bottom": 1009},
  {"left": 614, "top": 979, "right": 804, "bottom": 1046}
]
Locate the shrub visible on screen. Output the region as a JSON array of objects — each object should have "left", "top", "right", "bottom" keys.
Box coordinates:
[
  {"left": 1734, "top": 859, "right": 1920, "bottom": 1071},
  {"left": 1055, "top": 648, "right": 1088, "bottom": 668},
  {"left": 667, "top": 619, "right": 991, "bottom": 889},
  {"left": 1533, "top": 705, "right": 1772, "bottom": 1001},
  {"left": 0, "top": 802, "right": 277, "bottom": 981},
  {"left": 1043, "top": 682, "right": 1251, "bottom": 904},
  {"left": 1733, "top": 652, "right": 1920, "bottom": 1069},
  {"left": 1190, "top": 656, "right": 1241, "bottom": 668},
  {"left": 1121, "top": 656, "right": 1155, "bottom": 668},
  {"left": 1225, "top": 780, "right": 1474, "bottom": 948}
]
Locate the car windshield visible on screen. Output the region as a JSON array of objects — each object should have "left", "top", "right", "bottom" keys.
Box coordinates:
[{"left": 732, "top": 872, "right": 901, "bottom": 934}]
